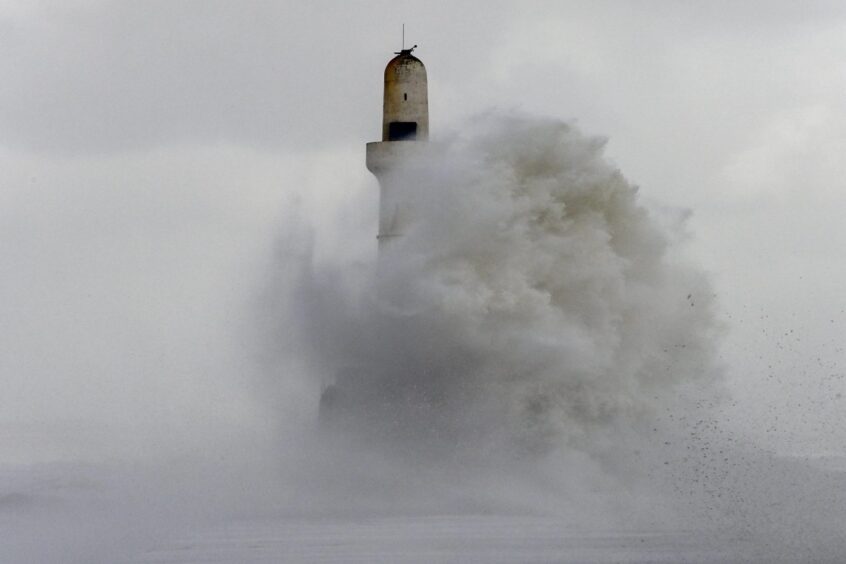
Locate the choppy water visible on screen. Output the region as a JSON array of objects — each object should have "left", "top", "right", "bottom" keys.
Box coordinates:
[{"left": 134, "top": 516, "right": 731, "bottom": 564}]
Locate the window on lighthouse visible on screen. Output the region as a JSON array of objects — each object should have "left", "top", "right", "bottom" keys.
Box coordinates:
[
  {"left": 388, "top": 121, "right": 417, "bottom": 141},
  {"left": 404, "top": 93, "right": 407, "bottom": 101}
]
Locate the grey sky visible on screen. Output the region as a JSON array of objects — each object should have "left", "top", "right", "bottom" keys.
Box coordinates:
[{"left": 2, "top": 0, "right": 846, "bottom": 462}]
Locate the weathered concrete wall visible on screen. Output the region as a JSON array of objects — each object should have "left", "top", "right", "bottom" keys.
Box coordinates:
[
  {"left": 366, "top": 140, "right": 426, "bottom": 240},
  {"left": 381, "top": 52, "right": 428, "bottom": 142}
]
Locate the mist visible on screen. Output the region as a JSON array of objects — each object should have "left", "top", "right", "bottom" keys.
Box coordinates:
[
  {"left": 3, "top": 112, "right": 845, "bottom": 562},
  {"left": 262, "top": 114, "right": 846, "bottom": 561},
  {"left": 300, "top": 115, "right": 721, "bottom": 452},
  {"left": 3, "top": 1, "right": 846, "bottom": 562}
]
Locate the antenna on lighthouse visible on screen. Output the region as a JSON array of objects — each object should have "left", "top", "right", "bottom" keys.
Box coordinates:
[{"left": 402, "top": 23, "right": 405, "bottom": 50}]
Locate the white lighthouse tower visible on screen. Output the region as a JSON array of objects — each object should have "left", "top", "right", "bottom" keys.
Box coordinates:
[{"left": 365, "top": 46, "right": 429, "bottom": 243}]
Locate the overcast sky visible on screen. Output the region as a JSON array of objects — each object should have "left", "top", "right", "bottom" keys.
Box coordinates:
[{"left": 2, "top": 0, "right": 846, "bottom": 463}]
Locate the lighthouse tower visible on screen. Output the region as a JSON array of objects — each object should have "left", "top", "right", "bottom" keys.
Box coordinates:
[
  {"left": 365, "top": 46, "right": 429, "bottom": 243},
  {"left": 318, "top": 47, "right": 430, "bottom": 427}
]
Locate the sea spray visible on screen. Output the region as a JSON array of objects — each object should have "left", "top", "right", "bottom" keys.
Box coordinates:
[
  {"left": 263, "top": 114, "right": 846, "bottom": 560},
  {"left": 291, "top": 113, "right": 724, "bottom": 467}
]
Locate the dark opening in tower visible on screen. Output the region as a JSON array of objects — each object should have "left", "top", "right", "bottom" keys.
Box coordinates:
[{"left": 388, "top": 121, "right": 418, "bottom": 141}]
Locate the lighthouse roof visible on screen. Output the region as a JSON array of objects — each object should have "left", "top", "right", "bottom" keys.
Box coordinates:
[{"left": 387, "top": 46, "right": 424, "bottom": 68}]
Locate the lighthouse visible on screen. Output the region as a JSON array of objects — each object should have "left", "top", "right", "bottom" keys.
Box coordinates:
[
  {"left": 366, "top": 46, "right": 429, "bottom": 243},
  {"left": 319, "top": 47, "right": 431, "bottom": 426}
]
